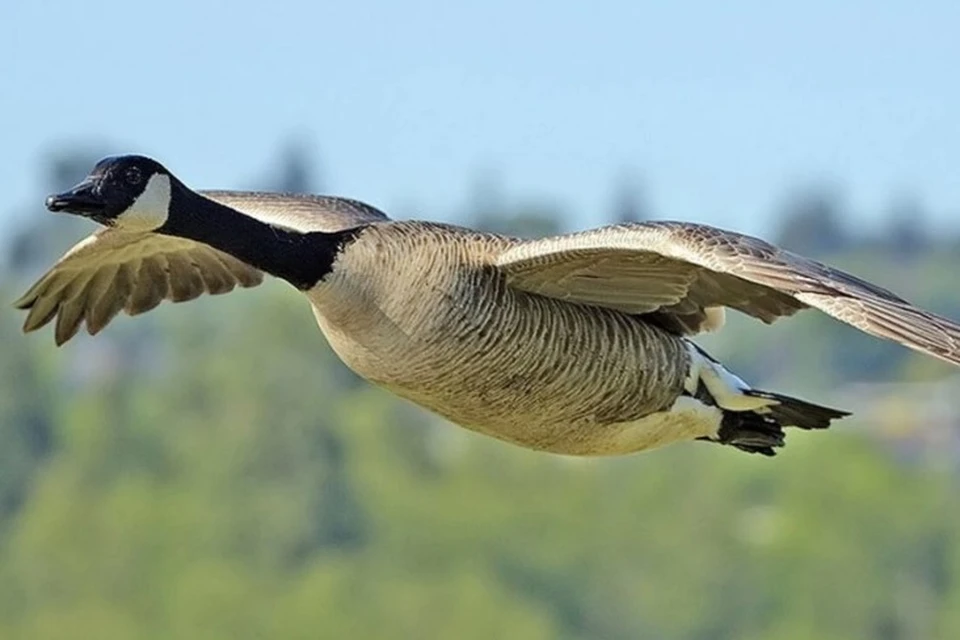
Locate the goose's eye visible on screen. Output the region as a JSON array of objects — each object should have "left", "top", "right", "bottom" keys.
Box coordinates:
[{"left": 124, "top": 167, "right": 142, "bottom": 186}]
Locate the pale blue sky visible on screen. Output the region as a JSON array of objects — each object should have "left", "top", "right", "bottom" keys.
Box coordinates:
[{"left": 3, "top": 0, "right": 959, "bottom": 235}]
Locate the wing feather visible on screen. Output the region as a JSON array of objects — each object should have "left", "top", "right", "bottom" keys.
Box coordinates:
[
  {"left": 14, "top": 230, "right": 264, "bottom": 344},
  {"left": 497, "top": 221, "right": 960, "bottom": 366}
]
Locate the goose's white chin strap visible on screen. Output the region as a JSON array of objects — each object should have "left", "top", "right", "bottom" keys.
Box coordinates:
[{"left": 115, "top": 174, "right": 172, "bottom": 232}]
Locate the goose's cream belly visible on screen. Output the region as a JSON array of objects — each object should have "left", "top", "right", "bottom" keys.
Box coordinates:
[{"left": 307, "top": 266, "right": 718, "bottom": 456}]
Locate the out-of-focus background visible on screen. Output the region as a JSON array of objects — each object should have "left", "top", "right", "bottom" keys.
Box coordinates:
[{"left": 4, "top": 1, "right": 960, "bottom": 638}]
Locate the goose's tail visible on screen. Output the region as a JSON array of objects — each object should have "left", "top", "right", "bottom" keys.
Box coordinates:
[
  {"left": 685, "top": 343, "right": 850, "bottom": 456},
  {"left": 708, "top": 389, "right": 850, "bottom": 456}
]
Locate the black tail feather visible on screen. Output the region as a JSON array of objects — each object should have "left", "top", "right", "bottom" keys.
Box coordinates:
[
  {"left": 743, "top": 390, "right": 851, "bottom": 430},
  {"left": 697, "top": 390, "right": 850, "bottom": 457}
]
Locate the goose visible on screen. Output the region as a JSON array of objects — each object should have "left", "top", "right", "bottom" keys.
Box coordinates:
[{"left": 14, "top": 155, "right": 960, "bottom": 457}]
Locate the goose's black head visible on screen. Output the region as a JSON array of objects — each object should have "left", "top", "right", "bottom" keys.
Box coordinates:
[{"left": 46, "top": 155, "right": 175, "bottom": 231}]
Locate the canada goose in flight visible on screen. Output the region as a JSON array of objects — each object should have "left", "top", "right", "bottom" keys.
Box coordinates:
[{"left": 15, "top": 155, "right": 960, "bottom": 457}]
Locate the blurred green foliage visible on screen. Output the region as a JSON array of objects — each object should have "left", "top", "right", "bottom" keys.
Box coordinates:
[{"left": 2, "top": 146, "right": 960, "bottom": 639}]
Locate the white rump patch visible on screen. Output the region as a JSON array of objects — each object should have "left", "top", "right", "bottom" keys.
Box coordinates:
[
  {"left": 684, "top": 342, "right": 778, "bottom": 412},
  {"left": 116, "top": 174, "right": 171, "bottom": 231}
]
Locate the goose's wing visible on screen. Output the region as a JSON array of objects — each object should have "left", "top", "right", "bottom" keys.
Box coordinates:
[
  {"left": 496, "top": 221, "right": 960, "bottom": 367},
  {"left": 13, "top": 230, "right": 264, "bottom": 345},
  {"left": 15, "top": 192, "right": 389, "bottom": 346}
]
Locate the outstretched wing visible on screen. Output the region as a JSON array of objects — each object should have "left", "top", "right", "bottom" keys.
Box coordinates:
[
  {"left": 496, "top": 221, "right": 960, "bottom": 366},
  {"left": 13, "top": 230, "right": 264, "bottom": 345},
  {"left": 14, "top": 192, "right": 391, "bottom": 345}
]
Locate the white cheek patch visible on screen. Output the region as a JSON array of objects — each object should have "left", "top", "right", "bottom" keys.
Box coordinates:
[{"left": 115, "top": 174, "right": 171, "bottom": 231}]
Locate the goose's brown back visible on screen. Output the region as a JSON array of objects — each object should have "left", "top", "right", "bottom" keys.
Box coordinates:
[{"left": 308, "top": 221, "right": 694, "bottom": 454}]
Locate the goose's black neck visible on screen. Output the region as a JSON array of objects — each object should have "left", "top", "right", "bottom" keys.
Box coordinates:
[{"left": 157, "top": 181, "right": 360, "bottom": 290}]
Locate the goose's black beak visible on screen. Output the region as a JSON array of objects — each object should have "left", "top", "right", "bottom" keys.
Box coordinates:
[{"left": 45, "top": 181, "right": 104, "bottom": 216}]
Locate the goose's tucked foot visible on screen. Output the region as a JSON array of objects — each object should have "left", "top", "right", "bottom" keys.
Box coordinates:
[
  {"left": 705, "top": 410, "right": 785, "bottom": 456},
  {"left": 685, "top": 343, "right": 850, "bottom": 456}
]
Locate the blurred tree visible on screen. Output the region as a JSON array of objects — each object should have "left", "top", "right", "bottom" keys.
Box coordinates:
[
  {"left": 882, "top": 194, "right": 929, "bottom": 261},
  {"left": 6, "top": 147, "right": 105, "bottom": 274},
  {"left": 0, "top": 147, "right": 109, "bottom": 531},
  {"left": 0, "top": 310, "right": 56, "bottom": 532},
  {"left": 466, "top": 167, "right": 505, "bottom": 220},
  {"left": 464, "top": 168, "right": 563, "bottom": 238},
  {"left": 473, "top": 204, "right": 564, "bottom": 239},
  {"left": 774, "top": 185, "right": 850, "bottom": 256},
  {"left": 610, "top": 170, "right": 650, "bottom": 225},
  {"left": 272, "top": 137, "right": 319, "bottom": 194}
]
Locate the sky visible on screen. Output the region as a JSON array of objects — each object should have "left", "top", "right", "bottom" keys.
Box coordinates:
[{"left": 3, "top": 0, "right": 960, "bottom": 236}]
